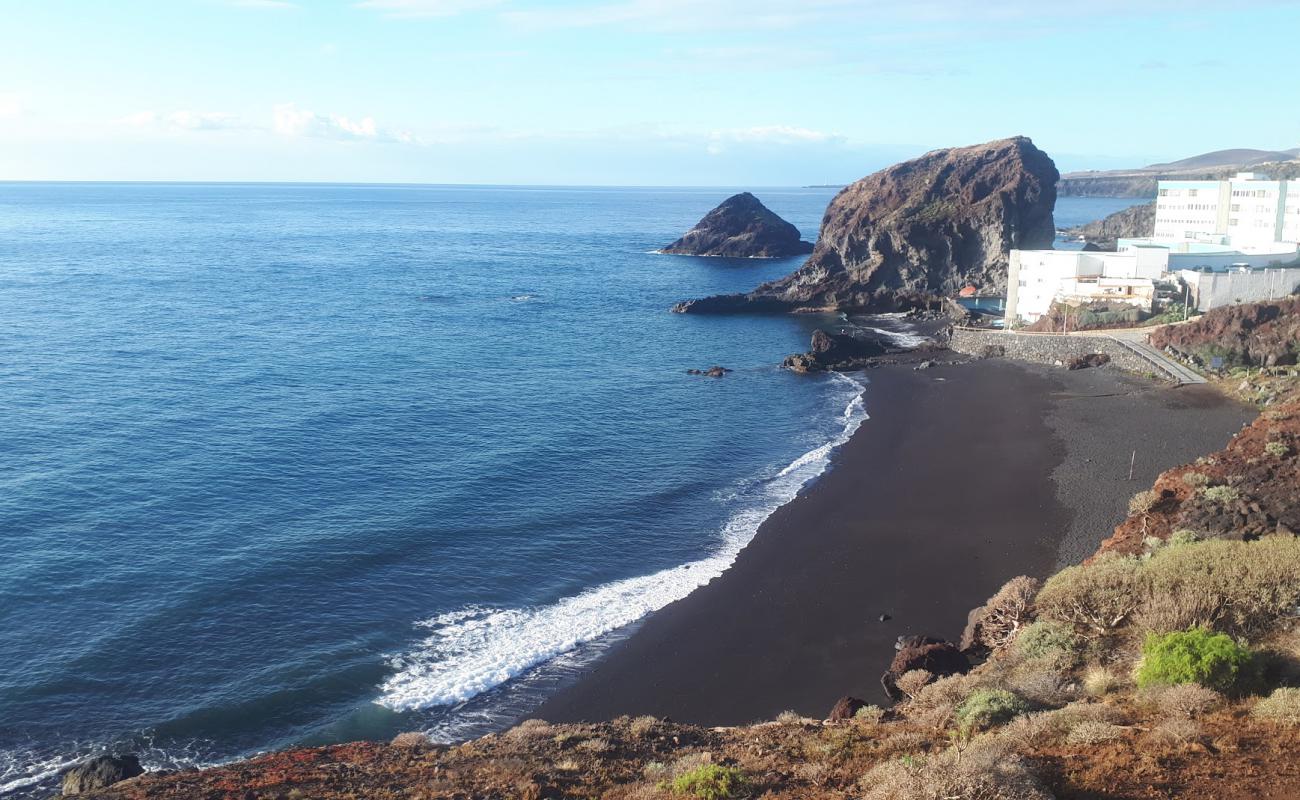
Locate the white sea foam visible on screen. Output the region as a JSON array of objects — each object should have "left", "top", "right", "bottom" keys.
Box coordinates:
[
  {"left": 0, "top": 751, "right": 83, "bottom": 795},
  {"left": 376, "top": 373, "right": 868, "bottom": 713}
]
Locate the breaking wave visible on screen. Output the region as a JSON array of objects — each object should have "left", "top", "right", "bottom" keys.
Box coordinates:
[{"left": 376, "top": 373, "right": 867, "bottom": 713}]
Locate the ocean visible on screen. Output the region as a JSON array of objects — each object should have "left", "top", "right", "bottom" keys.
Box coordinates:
[{"left": 0, "top": 183, "right": 1141, "bottom": 796}]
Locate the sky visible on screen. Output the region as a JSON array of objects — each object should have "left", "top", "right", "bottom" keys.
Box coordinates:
[{"left": 2, "top": 0, "right": 1299, "bottom": 185}]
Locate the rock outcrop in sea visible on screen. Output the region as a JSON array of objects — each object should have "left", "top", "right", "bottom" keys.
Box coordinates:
[
  {"left": 1063, "top": 200, "right": 1155, "bottom": 249},
  {"left": 659, "top": 192, "right": 814, "bottom": 258},
  {"left": 673, "top": 137, "right": 1059, "bottom": 314}
]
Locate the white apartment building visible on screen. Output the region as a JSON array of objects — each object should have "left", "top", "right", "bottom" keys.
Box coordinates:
[
  {"left": 1004, "top": 172, "right": 1300, "bottom": 324},
  {"left": 1153, "top": 172, "right": 1300, "bottom": 249}
]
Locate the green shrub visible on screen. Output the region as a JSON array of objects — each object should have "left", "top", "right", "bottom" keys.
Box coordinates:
[
  {"left": 1181, "top": 471, "right": 1209, "bottom": 488},
  {"left": 1264, "top": 441, "right": 1290, "bottom": 457},
  {"left": 1016, "top": 620, "right": 1078, "bottom": 659},
  {"left": 954, "top": 689, "right": 1028, "bottom": 732},
  {"left": 1136, "top": 628, "right": 1252, "bottom": 691},
  {"left": 1200, "top": 485, "right": 1239, "bottom": 504},
  {"left": 670, "top": 764, "right": 748, "bottom": 800},
  {"left": 1252, "top": 687, "right": 1300, "bottom": 724}
]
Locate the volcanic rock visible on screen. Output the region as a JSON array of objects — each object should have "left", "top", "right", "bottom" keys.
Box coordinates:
[
  {"left": 827, "top": 695, "right": 868, "bottom": 722},
  {"left": 673, "top": 137, "right": 1058, "bottom": 313},
  {"left": 62, "top": 754, "right": 144, "bottom": 796},
  {"left": 686, "top": 366, "right": 732, "bottom": 377},
  {"left": 659, "top": 192, "right": 814, "bottom": 258},
  {"left": 881, "top": 636, "right": 971, "bottom": 700},
  {"left": 1064, "top": 200, "right": 1155, "bottom": 250},
  {"left": 1067, "top": 353, "right": 1111, "bottom": 370},
  {"left": 782, "top": 329, "right": 888, "bottom": 373}
]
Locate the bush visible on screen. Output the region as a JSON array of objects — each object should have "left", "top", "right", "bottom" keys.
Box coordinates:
[
  {"left": 1181, "top": 471, "right": 1209, "bottom": 488},
  {"left": 1154, "top": 683, "right": 1223, "bottom": 719},
  {"left": 1265, "top": 441, "right": 1290, "bottom": 457},
  {"left": 1252, "top": 687, "right": 1300, "bottom": 724},
  {"left": 1015, "top": 620, "right": 1078, "bottom": 660},
  {"left": 955, "top": 689, "right": 1028, "bottom": 733},
  {"left": 854, "top": 704, "right": 886, "bottom": 723},
  {"left": 1136, "top": 628, "right": 1252, "bottom": 691},
  {"left": 895, "top": 669, "right": 933, "bottom": 699},
  {"left": 1036, "top": 555, "right": 1146, "bottom": 636},
  {"left": 859, "top": 741, "right": 1052, "bottom": 800},
  {"left": 1129, "top": 490, "right": 1160, "bottom": 515},
  {"left": 1142, "top": 537, "right": 1300, "bottom": 636},
  {"left": 1200, "top": 485, "right": 1239, "bottom": 504},
  {"left": 1065, "top": 720, "right": 1125, "bottom": 745},
  {"left": 670, "top": 764, "right": 748, "bottom": 799},
  {"left": 967, "top": 576, "right": 1041, "bottom": 651}
]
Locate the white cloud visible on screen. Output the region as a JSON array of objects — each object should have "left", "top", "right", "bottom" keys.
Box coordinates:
[
  {"left": 354, "top": 0, "right": 502, "bottom": 17},
  {"left": 271, "top": 103, "right": 414, "bottom": 143}
]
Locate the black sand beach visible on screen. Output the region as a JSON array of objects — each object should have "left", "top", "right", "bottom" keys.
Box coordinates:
[{"left": 534, "top": 360, "right": 1255, "bottom": 725}]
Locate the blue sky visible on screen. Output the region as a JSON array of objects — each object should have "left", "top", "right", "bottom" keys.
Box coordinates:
[{"left": 2, "top": 0, "right": 1298, "bottom": 184}]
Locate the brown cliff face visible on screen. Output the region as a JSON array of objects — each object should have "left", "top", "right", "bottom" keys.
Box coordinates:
[
  {"left": 1151, "top": 298, "right": 1300, "bottom": 369},
  {"left": 673, "top": 137, "right": 1058, "bottom": 313},
  {"left": 659, "top": 192, "right": 814, "bottom": 258}
]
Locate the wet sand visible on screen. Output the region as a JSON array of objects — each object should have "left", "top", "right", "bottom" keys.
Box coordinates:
[{"left": 533, "top": 360, "right": 1254, "bottom": 725}]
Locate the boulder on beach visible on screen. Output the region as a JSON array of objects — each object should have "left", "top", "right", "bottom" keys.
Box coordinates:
[
  {"left": 783, "top": 328, "right": 889, "bottom": 373},
  {"left": 61, "top": 754, "right": 144, "bottom": 796},
  {"left": 881, "top": 635, "right": 971, "bottom": 700},
  {"left": 674, "top": 136, "right": 1059, "bottom": 313},
  {"left": 660, "top": 192, "right": 814, "bottom": 258}
]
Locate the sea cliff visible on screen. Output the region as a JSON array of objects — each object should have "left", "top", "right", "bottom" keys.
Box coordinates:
[{"left": 673, "top": 137, "right": 1058, "bottom": 314}]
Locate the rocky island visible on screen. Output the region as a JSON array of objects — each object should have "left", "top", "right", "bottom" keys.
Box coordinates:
[
  {"left": 672, "top": 136, "right": 1059, "bottom": 314},
  {"left": 658, "top": 192, "right": 814, "bottom": 258}
]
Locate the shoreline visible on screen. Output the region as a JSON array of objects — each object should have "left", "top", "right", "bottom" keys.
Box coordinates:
[{"left": 531, "top": 359, "right": 1255, "bottom": 725}]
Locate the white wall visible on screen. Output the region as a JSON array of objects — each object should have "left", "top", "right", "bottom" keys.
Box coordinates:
[{"left": 1181, "top": 267, "right": 1300, "bottom": 311}]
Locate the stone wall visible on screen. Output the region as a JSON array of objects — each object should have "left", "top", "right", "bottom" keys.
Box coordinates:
[{"left": 949, "top": 328, "right": 1172, "bottom": 381}]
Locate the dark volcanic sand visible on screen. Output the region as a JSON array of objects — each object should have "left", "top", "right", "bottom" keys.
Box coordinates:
[{"left": 532, "top": 360, "right": 1254, "bottom": 725}]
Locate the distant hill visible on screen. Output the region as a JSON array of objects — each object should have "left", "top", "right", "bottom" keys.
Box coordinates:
[
  {"left": 1146, "top": 148, "right": 1300, "bottom": 170},
  {"left": 1060, "top": 146, "right": 1300, "bottom": 197}
]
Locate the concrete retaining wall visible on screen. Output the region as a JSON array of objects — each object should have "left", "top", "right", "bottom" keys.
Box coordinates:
[{"left": 949, "top": 328, "right": 1171, "bottom": 380}]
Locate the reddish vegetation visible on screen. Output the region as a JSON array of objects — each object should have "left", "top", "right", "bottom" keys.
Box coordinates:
[
  {"left": 78, "top": 709, "right": 1300, "bottom": 800},
  {"left": 1096, "top": 395, "right": 1300, "bottom": 557},
  {"left": 1151, "top": 297, "right": 1300, "bottom": 369}
]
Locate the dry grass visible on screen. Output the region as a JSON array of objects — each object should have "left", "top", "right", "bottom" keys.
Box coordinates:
[{"left": 1253, "top": 688, "right": 1300, "bottom": 724}]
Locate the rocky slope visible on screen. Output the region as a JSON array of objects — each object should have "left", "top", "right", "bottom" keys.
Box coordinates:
[
  {"left": 673, "top": 137, "right": 1059, "bottom": 314},
  {"left": 1096, "top": 392, "right": 1300, "bottom": 557},
  {"left": 1151, "top": 297, "right": 1300, "bottom": 370},
  {"left": 659, "top": 193, "right": 814, "bottom": 258},
  {"left": 1062, "top": 201, "right": 1154, "bottom": 249}
]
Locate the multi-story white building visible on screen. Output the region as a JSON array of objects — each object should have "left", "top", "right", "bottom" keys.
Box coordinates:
[
  {"left": 1003, "top": 172, "right": 1300, "bottom": 324},
  {"left": 1153, "top": 172, "right": 1300, "bottom": 249}
]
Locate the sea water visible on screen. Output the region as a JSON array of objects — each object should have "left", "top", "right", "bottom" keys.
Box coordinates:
[{"left": 0, "top": 184, "right": 1140, "bottom": 796}]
